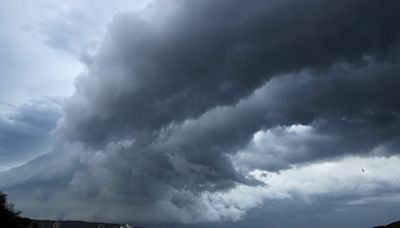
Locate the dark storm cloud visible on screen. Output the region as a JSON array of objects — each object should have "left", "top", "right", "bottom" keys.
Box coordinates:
[
  {"left": 2, "top": 0, "right": 400, "bottom": 224},
  {"left": 58, "top": 0, "right": 400, "bottom": 200},
  {"left": 63, "top": 0, "right": 400, "bottom": 144},
  {"left": 235, "top": 61, "right": 400, "bottom": 171}
]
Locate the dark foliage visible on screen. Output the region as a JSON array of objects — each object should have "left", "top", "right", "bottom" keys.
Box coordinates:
[{"left": 0, "top": 191, "right": 37, "bottom": 228}]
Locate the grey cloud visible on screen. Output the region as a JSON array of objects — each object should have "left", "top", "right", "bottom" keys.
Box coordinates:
[
  {"left": 62, "top": 0, "right": 400, "bottom": 144},
  {"left": 1, "top": 0, "right": 400, "bottom": 224},
  {"left": 12, "top": 58, "right": 399, "bottom": 222},
  {"left": 57, "top": 0, "right": 400, "bottom": 204},
  {"left": 234, "top": 60, "right": 400, "bottom": 171},
  {"left": 222, "top": 197, "right": 400, "bottom": 228},
  {"left": 0, "top": 99, "right": 62, "bottom": 169}
]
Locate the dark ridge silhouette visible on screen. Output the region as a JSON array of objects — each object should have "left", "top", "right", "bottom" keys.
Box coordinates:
[
  {"left": 34, "top": 220, "right": 121, "bottom": 228},
  {"left": 374, "top": 221, "right": 400, "bottom": 228},
  {"left": 35, "top": 220, "right": 147, "bottom": 228}
]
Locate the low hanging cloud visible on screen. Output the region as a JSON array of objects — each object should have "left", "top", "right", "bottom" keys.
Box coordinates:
[{"left": 1, "top": 0, "right": 400, "bottom": 224}]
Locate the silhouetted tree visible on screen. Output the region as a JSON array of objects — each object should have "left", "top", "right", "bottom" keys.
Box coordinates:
[{"left": 0, "top": 191, "right": 34, "bottom": 228}]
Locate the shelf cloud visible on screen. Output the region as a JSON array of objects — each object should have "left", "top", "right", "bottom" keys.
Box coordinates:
[{"left": 1, "top": 0, "right": 400, "bottom": 226}]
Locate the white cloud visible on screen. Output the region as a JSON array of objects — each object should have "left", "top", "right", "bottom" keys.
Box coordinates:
[
  {"left": 232, "top": 124, "right": 334, "bottom": 171},
  {"left": 199, "top": 155, "right": 400, "bottom": 222}
]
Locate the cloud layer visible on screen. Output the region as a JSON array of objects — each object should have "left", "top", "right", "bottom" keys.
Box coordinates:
[
  {"left": 0, "top": 99, "right": 62, "bottom": 171},
  {"left": 1, "top": 0, "right": 400, "bottom": 225}
]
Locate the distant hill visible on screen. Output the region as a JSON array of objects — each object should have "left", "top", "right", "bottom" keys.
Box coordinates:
[
  {"left": 34, "top": 220, "right": 126, "bottom": 228},
  {"left": 374, "top": 221, "right": 400, "bottom": 228},
  {"left": 33, "top": 220, "right": 146, "bottom": 228}
]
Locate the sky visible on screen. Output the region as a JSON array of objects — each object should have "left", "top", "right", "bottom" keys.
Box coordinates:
[{"left": 0, "top": 0, "right": 400, "bottom": 227}]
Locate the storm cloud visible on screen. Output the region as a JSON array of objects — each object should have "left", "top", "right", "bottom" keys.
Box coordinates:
[
  {"left": 1, "top": 0, "right": 400, "bottom": 225},
  {"left": 63, "top": 0, "right": 400, "bottom": 144}
]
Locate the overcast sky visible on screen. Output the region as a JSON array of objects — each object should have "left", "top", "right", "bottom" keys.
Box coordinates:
[{"left": 1, "top": 1, "right": 400, "bottom": 227}]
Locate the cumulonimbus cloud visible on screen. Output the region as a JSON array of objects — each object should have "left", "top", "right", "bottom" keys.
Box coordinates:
[{"left": 1, "top": 0, "right": 400, "bottom": 224}]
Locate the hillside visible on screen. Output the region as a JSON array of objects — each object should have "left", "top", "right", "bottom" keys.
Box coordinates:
[
  {"left": 33, "top": 220, "right": 122, "bottom": 228},
  {"left": 374, "top": 221, "right": 400, "bottom": 228}
]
